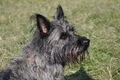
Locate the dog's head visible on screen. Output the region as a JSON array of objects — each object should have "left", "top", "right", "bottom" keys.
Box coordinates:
[{"left": 30, "top": 5, "right": 90, "bottom": 65}]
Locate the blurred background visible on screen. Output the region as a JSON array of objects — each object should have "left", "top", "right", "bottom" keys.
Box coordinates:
[{"left": 0, "top": 0, "right": 120, "bottom": 80}]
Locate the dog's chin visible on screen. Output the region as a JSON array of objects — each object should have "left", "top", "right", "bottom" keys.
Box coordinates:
[{"left": 78, "top": 49, "right": 89, "bottom": 61}]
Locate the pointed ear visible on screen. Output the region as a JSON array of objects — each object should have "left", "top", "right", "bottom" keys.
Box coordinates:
[
  {"left": 55, "top": 5, "right": 64, "bottom": 20},
  {"left": 32, "top": 14, "right": 51, "bottom": 34}
]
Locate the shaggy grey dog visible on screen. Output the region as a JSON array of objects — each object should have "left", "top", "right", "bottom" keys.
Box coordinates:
[{"left": 0, "top": 5, "right": 90, "bottom": 80}]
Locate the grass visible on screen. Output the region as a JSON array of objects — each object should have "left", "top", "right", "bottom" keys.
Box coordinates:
[{"left": 0, "top": 0, "right": 120, "bottom": 80}]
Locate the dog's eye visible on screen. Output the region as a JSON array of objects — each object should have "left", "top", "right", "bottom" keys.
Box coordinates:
[
  {"left": 61, "top": 36, "right": 67, "bottom": 39},
  {"left": 60, "top": 33, "right": 67, "bottom": 39}
]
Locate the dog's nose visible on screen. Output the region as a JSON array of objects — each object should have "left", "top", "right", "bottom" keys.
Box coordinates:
[
  {"left": 77, "top": 37, "right": 90, "bottom": 46},
  {"left": 83, "top": 39, "right": 90, "bottom": 46}
]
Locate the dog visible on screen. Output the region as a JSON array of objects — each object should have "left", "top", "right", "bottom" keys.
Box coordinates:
[{"left": 0, "top": 5, "right": 90, "bottom": 80}]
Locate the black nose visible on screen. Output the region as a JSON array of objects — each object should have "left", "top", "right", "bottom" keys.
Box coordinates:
[
  {"left": 83, "top": 39, "right": 90, "bottom": 46},
  {"left": 77, "top": 37, "right": 90, "bottom": 46}
]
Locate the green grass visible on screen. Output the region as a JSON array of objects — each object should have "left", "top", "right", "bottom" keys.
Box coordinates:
[{"left": 0, "top": 0, "right": 120, "bottom": 80}]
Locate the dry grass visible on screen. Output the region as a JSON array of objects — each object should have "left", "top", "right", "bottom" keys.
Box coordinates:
[{"left": 0, "top": 0, "right": 120, "bottom": 80}]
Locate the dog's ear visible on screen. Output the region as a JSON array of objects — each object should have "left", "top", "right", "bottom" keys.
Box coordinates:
[
  {"left": 36, "top": 14, "right": 51, "bottom": 34},
  {"left": 55, "top": 5, "right": 64, "bottom": 20},
  {"left": 31, "top": 14, "right": 51, "bottom": 34}
]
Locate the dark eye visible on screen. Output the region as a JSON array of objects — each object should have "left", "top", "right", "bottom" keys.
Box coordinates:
[{"left": 60, "top": 33, "right": 67, "bottom": 39}]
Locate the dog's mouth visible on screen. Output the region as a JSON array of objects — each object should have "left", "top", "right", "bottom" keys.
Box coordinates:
[
  {"left": 68, "top": 45, "right": 89, "bottom": 63},
  {"left": 78, "top": 48, "right": 89, "bottom": 61}
]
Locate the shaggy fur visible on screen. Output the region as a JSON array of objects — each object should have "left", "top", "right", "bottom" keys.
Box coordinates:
[{"left": 0, "top": 5, "right": 90, "bottom": 80}]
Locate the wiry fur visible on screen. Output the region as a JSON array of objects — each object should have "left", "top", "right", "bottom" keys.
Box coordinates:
[{"left": 0, "top": 5, "right": 90, "bottom": 80}]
